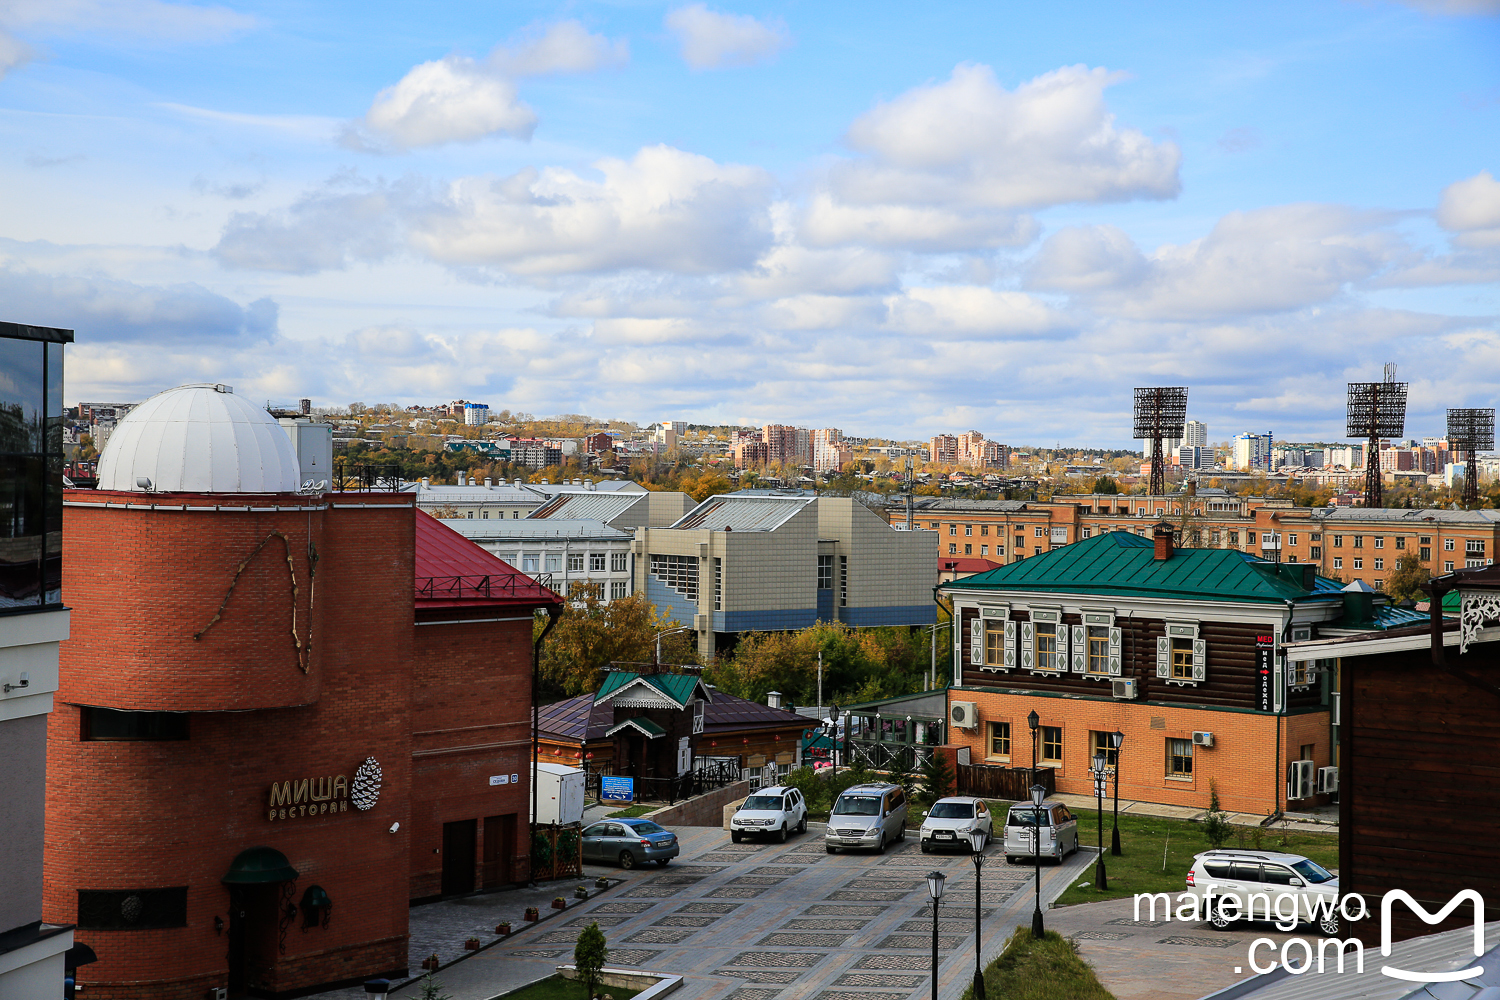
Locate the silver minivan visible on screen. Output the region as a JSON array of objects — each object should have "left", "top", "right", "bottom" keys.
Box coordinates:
[
  {"left": 1002, "top": 800, "right": 1079, "bottom": 863},
  {"left": 825, "top": 782, "right": 908, "bottom": 854}
]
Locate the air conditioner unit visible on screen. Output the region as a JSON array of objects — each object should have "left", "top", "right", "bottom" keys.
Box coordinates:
[
  {"left": 1330, "top": 691, "right": 1341, "bottom": 726},
  {"left": 694, "top": 614, "right": 708, "bottom": 631},
  {"left": 1317, "top": 766, "right": 1339, "bottom": 794},
  {"left": 1111, "top": 678, "right": 1138, "bottom": 700},
  {"left": 1287, "top": 760, "right": 1316, "bottom": 800},
  {"left": 950, "top": 701, "right": 979, "bottom": 729},
  {"left": 1191, "top": 731, "right": 1214, "bottom": 748}
]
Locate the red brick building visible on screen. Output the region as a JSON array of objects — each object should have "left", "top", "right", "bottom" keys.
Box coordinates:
[{"left": 43, "top": 384, "right": 558, "bottom": 999}]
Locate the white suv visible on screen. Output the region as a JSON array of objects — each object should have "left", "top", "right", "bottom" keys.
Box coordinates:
[
  {"left": 730, "top": 785, "right": 808, "bottom": 843},
  {"left": 1185, "top": 849, "right": 1341, "bottom": 935},
  {"left": 920, "top": 796, "right": 993, "bottom": 853}
]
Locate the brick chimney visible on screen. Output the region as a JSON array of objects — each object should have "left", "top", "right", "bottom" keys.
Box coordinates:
[{"left": 1153, "top": 521, "right": 1175, "bottom": 561}]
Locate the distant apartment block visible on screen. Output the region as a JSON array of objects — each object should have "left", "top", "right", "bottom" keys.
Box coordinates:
[
  {"left": 1233, "top": 431, "right": 1274, "bottom": 471},
  {"left": 730, "top": 425, "right": 849, "bottom": 471},
  {"left": 463, "top": 402, "right": 490, "bottom": 425},
  {"left": 930, "top": 431, "right": 1007, "bottom": 469}
]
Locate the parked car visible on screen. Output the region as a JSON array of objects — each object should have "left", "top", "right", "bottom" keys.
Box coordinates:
[
  {"left": 1185, "top": 849, "right": 1341, "bottom": 935},
  {"left": 920, "top": 796, "right": 993, "bottom": 853},
  {"left": 581, "top": 818, "right": 680, "bottom": 869},
  {"left": 825, "top": 782, "right": 909, "bottom": 854},
  {"left": 731, "top": 785, "right": 808, "bottom": 843},
  {"left": 1002, "top": 800, "right": 1079, "bottom": 862}
]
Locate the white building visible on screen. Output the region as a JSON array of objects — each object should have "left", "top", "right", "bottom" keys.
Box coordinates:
[
  {"left": 463, "top": 402, "right": 489, "bottom": 425},
  {"left": 1182, "top": 420, "right": 1208, "bottom": 448},
  {"left": 1233, "top": 431, "right": 1274, "bottom": 471}
]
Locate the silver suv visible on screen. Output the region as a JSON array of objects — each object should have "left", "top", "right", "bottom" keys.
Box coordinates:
[
  {"left": 825, "top": 783, "right": 908, "bottom": 854},
  {"left": 730, "top": 785, "right": 808, "bottom": 843},
  {"left": 1002, "top": 800, "right": 1079, "bottom": 863},
  {"left": 1186, "top": 849, "right": 1341, "bottom": 935}
]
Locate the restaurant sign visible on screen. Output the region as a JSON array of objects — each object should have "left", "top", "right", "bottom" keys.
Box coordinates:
[{"left": 267, "top": 756, "right": 383, "bottom": 822}]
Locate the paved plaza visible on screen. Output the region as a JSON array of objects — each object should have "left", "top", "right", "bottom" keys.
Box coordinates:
[{"left": 311, "top": 823, "right": 1299, "bottom": 1000}]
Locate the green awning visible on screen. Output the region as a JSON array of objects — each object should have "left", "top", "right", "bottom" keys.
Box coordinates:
[
  {"left": 605, "top": 716, "right": 667, "bottom": 740},
  {"left": 222, "top": 846, "right": 298, "bottom": 884}
]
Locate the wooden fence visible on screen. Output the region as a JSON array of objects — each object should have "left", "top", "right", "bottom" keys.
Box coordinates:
[
  {"left": 531, "top": 822, "right": 583, "bottom": 882},
  {"left": 955, "top": 763, "right": 1055, "bottom": 801}
]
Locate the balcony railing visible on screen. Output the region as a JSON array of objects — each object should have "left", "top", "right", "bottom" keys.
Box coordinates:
[{"left": 415, "top": 573, "right": 554, "bottom": 600}]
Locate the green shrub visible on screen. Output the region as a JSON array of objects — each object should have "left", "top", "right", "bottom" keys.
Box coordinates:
[
  {"left": 1202, "top": 782, "right": 1232, "bottom": 849},
  {"left": 784, "top": 766, "right": 829, "bottom": 813},
  {"left": 574, "top": 922, "right": 608, "bottom": 998},
  {"left": 920, "top": 748, "right": 954, "bottom": 806}
]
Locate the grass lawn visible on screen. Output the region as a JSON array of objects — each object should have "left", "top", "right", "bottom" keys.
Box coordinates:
[
  {"left": 605, "top": 805, "right": 656, "bottom": 818},
  {"left": 1052, "top": 809, "right": 1339, "bottom": 908},
  {"left": 497, "top": 974, "right": 642, "bottom": 999},
  {"left": 961, "top": 928, "right": 1115, "bottom": 1000}
]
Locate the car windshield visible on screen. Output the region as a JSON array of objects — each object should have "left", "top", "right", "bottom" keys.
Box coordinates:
[
  {"left": 834, "top": 795, "right": 880, "bottom": 816},
  {"left": 1291, "top": 859, "right": 1335, "bottom": 884},
  {"left": 744, "top": 796, "right": 785, "bottom": 810},
  {"left": 928, "top": 802, "right": 974, "bottom": 819},
  {"left": 627, "top": 821, "right": 666, "bottom": 835},
  {"left": 1007, "top": 807, "right": 1050, "bottom": 827}
]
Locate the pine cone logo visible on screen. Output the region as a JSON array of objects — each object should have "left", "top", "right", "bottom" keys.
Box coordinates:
[{"left": 351, "top": 757, "right": 383, "bottom": 811}]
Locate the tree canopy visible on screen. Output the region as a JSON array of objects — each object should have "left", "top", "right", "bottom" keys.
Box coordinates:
[{"left": 534, "top": 583, "right": 696, "bottom": 700}]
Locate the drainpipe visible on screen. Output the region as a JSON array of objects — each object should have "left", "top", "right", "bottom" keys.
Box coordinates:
[
  {"left": 529, "top": 602, "right": 563, "bottom": 888},
  {"left": 933, "top": 584, "right": 950, "bottom": 689}
]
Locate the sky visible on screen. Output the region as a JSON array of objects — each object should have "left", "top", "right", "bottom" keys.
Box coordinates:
[{"left": 1, "top": 1, "right": 1498, "bottom": 446}]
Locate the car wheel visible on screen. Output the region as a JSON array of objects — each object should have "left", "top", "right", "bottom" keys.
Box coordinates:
[
  {"left": 874, "top": 833, "right": 885, "bottom": 855},
  {"left": 1318, "top": 910, "right": 1341, "bottom": 936},
  {"left": 731, "top": 831, "right": 742, "bottom": 844},
  {"left": 618, "top": 851, "right": 636, "bottom": 870},
  {"left": 656, "top": 858, "right": 671, "bottom": 867},
  {"left": 826, "top": 845, "right": 836, "bottom": 854},
  {"left": 1210, "top": 900, "right": 1234, "bottom": 930},
  {"left": 798, "top": 816, "right": 807, "bottom": 834},
  {"left": 777, "top": 824, "right": 788, "bottom": 844},
  {"left": 921, "top": 842, "right": 931, "bottom": 854}
]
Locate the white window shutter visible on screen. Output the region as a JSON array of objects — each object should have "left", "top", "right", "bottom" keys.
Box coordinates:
[
  {"left": 1192, "top": 638, "right": 1207, "bottom": 681},
  {"left": 970, "top": 617, "right": 984, "bottom": 666},
  {"left": 1071, "top": 624, "right": 1086, "bottom": 672},
  {"left": 1021, "top": 622, "right": 1034, "bottom": 670},
  {"left": 1004, "top": 620, "right": 1017, "bottom": 668},
  {"left": 1108, "top": 627, "right": 1122, "bottom": 675},
  {"left": 1156, "top": 636, "right": 1170, "bottom": 678}
]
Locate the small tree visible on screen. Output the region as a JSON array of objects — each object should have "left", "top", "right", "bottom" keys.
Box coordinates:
[
  {"left": 1385, "top": 553, "right": 1431, "bottom": 604},
  {"left": 574, "top": 921, "right": 608, "bottom": 998},
  {"left": 1202, "top": 781, "right": 1232, "bottom": 849},
  {"left": 920, "top": 747, "right": 954, "bottom": 806},
  {"left": 417, "top": 974, "right": 451, "bottom": 1000}
]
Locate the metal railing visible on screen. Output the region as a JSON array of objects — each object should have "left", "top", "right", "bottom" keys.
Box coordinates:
[
  {"left": 332, "top": 461, "right": 403, "bottom": 492},
  {"left": 415, "top": 573, "right": 554, "bottom": 600}
]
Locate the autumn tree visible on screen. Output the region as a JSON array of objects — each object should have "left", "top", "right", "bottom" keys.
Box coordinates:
[
  {"left": 1384, "top": 553, "right": 1431, "bottom": 604},
  {"left": 534, "top": 583, "right": 694, "bottom": 699}
]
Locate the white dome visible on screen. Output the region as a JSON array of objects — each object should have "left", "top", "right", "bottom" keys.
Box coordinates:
[{"left": 97, "top": 384, "right": 303, "bottom": 494}]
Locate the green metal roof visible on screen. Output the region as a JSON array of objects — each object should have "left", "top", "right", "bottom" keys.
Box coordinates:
[
  {"left": 940, "top": 530, "right": 1343, "bottom": 605},
  {"left": 595, "top": 671, "right": 705, "bottom": 707},
  {"left": 605, "top": 716, "right": 667, "bottom": 739}
]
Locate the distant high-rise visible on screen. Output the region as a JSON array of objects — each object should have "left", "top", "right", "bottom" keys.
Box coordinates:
[
  {"left": 1233, "top": 431, "right": 1274, "bottom": 472},
  {"left": 1182, "top": 420, "right": 1208, "bottom": 448}
]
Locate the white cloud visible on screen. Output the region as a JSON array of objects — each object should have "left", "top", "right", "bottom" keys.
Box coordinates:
[
  {"left": 1026, "top": 224, "right": 1149, "bottom": 292},
  {"left": 0, "top": 0, "right": 254, "bottom": 41},
  {"left": 883, "top": 286, "right": 1062, "bottom": 338},
  {"left": 213, "top": 176, "right": 414, "bottom": 274},
  {"left": 799, "top": 193, "right": 1037, "bottom": 251},
  {"left": 1437, "top": 170, "right": 1500, "bottom": 248},
  {"left": 665, "top": 4, "right": 791, "bottom": 70},
  {"left": 834, "top": 64, "right": 1181, "bottom": 211},
  {"left": 359, "top": 55, "right": 536, "bottom": 150},
  {"left": 0, "top": 31, "right": 33, "bottom": 79},
  {"left": 734, "top": 243, "right": 897, "bottom": 298},
  {"left": 410, "top": 145, "right": 774, "bottom": 276},
  {"left": 488, "top": 20, "right": 627, "bottom": 77}
]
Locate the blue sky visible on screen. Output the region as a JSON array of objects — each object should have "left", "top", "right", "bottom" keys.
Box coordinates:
[{"left": 1, "top": 1, "right": 1497, "bottom": 446}]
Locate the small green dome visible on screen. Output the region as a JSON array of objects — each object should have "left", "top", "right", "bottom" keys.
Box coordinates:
[{"left": 221, "top": 846, "right": 298, "bottom": 884}]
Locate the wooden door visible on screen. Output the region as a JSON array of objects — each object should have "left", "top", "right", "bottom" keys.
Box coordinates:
[
  {"left": 482, "top": 814, "right": 516, "bottom": 888},
  {"left": 441, "top": 819, "right": 477, "bottom": 896}
]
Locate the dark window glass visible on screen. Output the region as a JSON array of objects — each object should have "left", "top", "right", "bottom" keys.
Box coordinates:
[
  {"left": 1262, "top": 865, "right": 1296, "bottom": 885},
  {"left": 82, "top": 707, "right": 190, "bottom": 741},
  {"left": 1203, "top": 861, "right": 1232, "bottom": 879},
  {"left": 928, "top": 802, "right": 974, "bottom": 819},
  {"left": 1231, "top": 863, "right": 1263, "bottom": 882},
  {"left": 77, "top": 887, "right": 188, "bottom": 929},
  {"left": 0, "top": 333, "right": 66, "bottom": 610}
]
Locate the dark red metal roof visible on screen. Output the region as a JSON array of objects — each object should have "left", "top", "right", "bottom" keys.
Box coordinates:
[{"left": 414, "top": 510, "right": 561, "bottom": 610}]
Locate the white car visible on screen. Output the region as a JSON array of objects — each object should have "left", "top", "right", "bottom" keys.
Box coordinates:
[
  {"left": 1002, "top": 800, "right": 1080, "bottom": 862},
  {"left": 730, "top": 785, "right": 808, "bottom": 843},
  {"left": 1185, "top": 849, "right": 1341, "bottom": 935},
  {"left": 920, "top": 796, "right": 993, "bottom": 853}
]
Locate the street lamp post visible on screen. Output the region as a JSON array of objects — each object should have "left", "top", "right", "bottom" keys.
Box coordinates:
[
  {"left": 968, "top": 828, "right": 988, "bottom": 1000},
  {"left": 1029, "top": 782, "right": 1046, "bottom": 939},
  {"left": 1026, "top": 711, "right": 1043, "bottom": 939},
  {"left": 654, "top": 625, "right": 694, "bottom": 665},
  {"left": 829, "top": 703, "right": 841, "bottom": 784},
  {"left": 1110, "top": 730, "right": 1124, "bottom": 856},
  {"left": 1092, "top": 751, "right": 1109, "bottom": 891},
  {"left": 926, "top": 871, "right": 947, "bottom": 1000}
]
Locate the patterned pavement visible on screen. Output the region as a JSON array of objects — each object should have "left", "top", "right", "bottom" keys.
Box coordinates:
[{"left": 409, "top": 824, "right": 1094, "bottom": 1000}]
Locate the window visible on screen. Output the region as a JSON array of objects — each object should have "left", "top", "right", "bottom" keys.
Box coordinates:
[
  {"left": 980, "top": 525, "right": 989, "bottom": 536},
  {"left": 82, "top": 708, "right": 189, "bottom": 741},
  {"left": 1035, "top": 620, "right": 1058, "bottom": 669},
  {"left": 1171, "top": 638, "right": 1193, "bottom": 679},
  {"left": 567, "top": 553, "right": 584, "bottom": 573},
  {"left": 929, "top": 521, "right": 939, "bottom": 530},
  {"left": 950, "top": 524, "right": 958, "bottom": 535},
  {"left": 1353, "top": 536, "right": 1363, "bottom": 548},
  {"left": 839, "top": 556, "right": 847, "bottom": 608},
  {"left": 481, "top": 510, "right": 488, "bottom": 519},
  {"left": 1082, "top": 528, "right": 1092, "bottom": 539},
  {"left": 611, "top": 552, "right": 628, "bottom": 572},
  {"left": 589, "top": 552, "right": 606, "bottom": 572},
  {"left": 1374, "top": 558, "right": 1384, "bottom": 570},
  {"left": 1248, "top": 531, "right": 1257, "bottom": 544},
  {"left": 522, "top": 555, "right": 539, "bottom": 572},
  {"left": 1229, "top": 531, "right": 1239, "bottom": 545},
  {"left": 996, "top": 544, "right": 1005, "bottom": 555},
  {"left": 1396, "top": 536, "right": 1406, "bottom": 550},
  {"left": 649, "top": 554, "right": 699, "bottom": 600},
  {"left": 1311, "top": 533, "right": 1321, "bottom": 541},
  {"left": 1334, "top": 535, "right": 1343, "bottom": 548},
  {"left": 949, "top": 543, "right": 958, "bottom": 555},
  {"left": 1445, "top": 561, "right": 1454, "bottom": 572},
  {"left": 964, "top": 544, "right": 972, "bottom": 555},
  {"left": 1034, "top": 547, "right": 1042, "bottom": 555},
  {"left": 1420, "top": 536, "right": 1432, "bottom": 545},
  {"left": 1374, "top": 537, "right": 1384, "bottom": 549},
  {"left": 611, "top": 581, "right": 627, "bottom": 600},
  {"left": 1353, "top": 558, "right": 1363, "bottom": 570},
  {"left": 1467, "top": 540, "right": 1486, "bottom": 555},
  {"left": 988, "top": 721, "right": 1011, "bottom": 758},
  {"left": 1035, "top": 526, "right": 1046, "bottom": 537},
  {"left": 1445, "top": 538, "right": 1456, "bottom": 551},
  {"left": 980, "top": 545, "right": 988, "bottom": 556},
  {"left": 1087, "top": 626, "right": 1110, "bottom": 674},
  {"left": 1041, "top": 726, "right": 1062, "bottom": 764},
  {"left": 1421, "top": 547, "right": 1432, "bottom": 561},
  {"left": 78, "top": 887, "right": 188, "bottom": 930},
  {"left": 1289, "top": 533, "right": 1298, "bottom": 545},
  {"left": 1333, "top": 557, "right": 1343, "bottom": 569},
  {"left": 1015, "top": 535, "right": 1024, "bottom": 549},
  {"left": 0, "top": 330, "right": 64, "bottom": 611},
  {"left": 965, "top": 525, "right": 973, "bottom": 536},
  {"left": 713, "top": 558, "right": 722, "bottom": 611},
  {"left": 1089, "top": 731, "right": 1118, "bottom": 769},
  {"left": 1289, "top": 659, "right": 1312, "bottom": 687},
  {"left": 818, "top": 554, "right": 834, "bottom": 590},
  {"left": 1167, "top": 738, "right": 1194, "bottom": 777},
  {"left": 1311, "top": 546, "right": 1322, "bottom": 559}
]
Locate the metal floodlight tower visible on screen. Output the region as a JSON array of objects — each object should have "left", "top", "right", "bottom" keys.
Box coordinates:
[
  {"left": 1133, "top": 387, "right": 1188, "bottom": 497},
  {"left": 1447, "top": 407, "right": 1495, "bottom": 509},
  {"left": 1346, "top": 363, "right": 1407, "bottom": 509}
]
